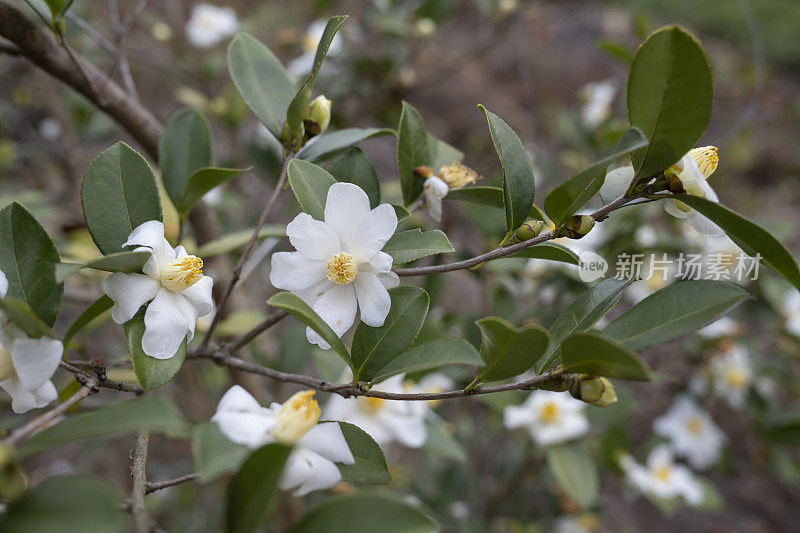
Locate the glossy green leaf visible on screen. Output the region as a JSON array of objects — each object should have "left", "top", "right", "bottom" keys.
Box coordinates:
[
  {"left": 21, "top": 394, "right": 189, "bottom": 456},
  {"left": 287, "top": 159, "right": 336, "bottom": 220},
  {"left": 397, "top": 102, "right": 430, "bottom": 205},
  {"left": 544, "top": 127, "right": 647, "bottom": 225},
  {"left": 0, "top": 297, "right": 54, "bottom": 339},
  {"left": 226, "top": 443, "right": 292, "bottom": 533},
  {"left": 81, "top": 142, "right": 162, "bottom": 254},
  {"left": 537, "top": 277, "right": 633, "bottom": 372},
  {"left": 194, "top": 225, "right": 286, "bottom": 258},
  {"left": 351, "top": 286, "right": 429, "bottom": 382},
  {"left": 290, "top": 493, "right": 438, "bottom": 533},
  {"left": 603, "top": 280, "right": 748, "bottom": 351},
  {"left": 671, "top": 195, "right": 800, "bottom": 290},
  {"left": 383, "top": 229, "right": 454, "bottom": 264},
  {"left": 192, "top": 422, "right": 249, "bottom": 482},
  {"left": 445, "top": 186, "right": 504, "bottom": 207},
  {"left": 267, "top": 292, "right": 353, "bottom": 368},
  {"left": 295, "top": 128, "right": 394, "bottom": 163},
  {"left": 545, "top": 442, "right": 599, "bottom": 510},
  {"left": 125, "top": 313, "right": 186, "bottom": 391},
  {"left": 159, "top": 108, "right": 212, "bottom": 208},
  {"left": 501, "top": 243, "right": 579, "bottom": 265},
  {"left": 0, "top": 202, "right": 61, "bottom": 326},
  {"left": 393, "top": 204, "right": 412, "bottom": 222},
  {"left": 427, "top": 133, "right": 464, "bottom": 170},
  {"left": 329, "top": 148, "right": 380, "bottom": 207},
  {"left": 599, "top": 166, "right": 635, "bottom": 205},
  {"left": 56, "top": 250, "right": 151, "bottom": 282},
  {"left": 337, "top": 422, "right": 390, "bottom": 484},
  {"left": 371, "top": 338, "right": 482, "bottom": 384},
  {"left": 628, "top": 26, "right": 713, "bottom": 178},
  {"left": 63, "top": 295, "right": 113, "bottom": 345},
  {"left": 561, "top": 331, "right": 652, "bottom": 381},
  {"left": 177, "top": 167, "right": 243, "bottom": 216},
  {"left": 476, "top": 317, "right": 549, "bottom": 382},
  {"left": 479, "top": 105, "right": 535, "bottom": 237}
]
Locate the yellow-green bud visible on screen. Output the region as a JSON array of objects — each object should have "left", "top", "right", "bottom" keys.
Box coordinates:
[
  {"left": 568, "top": 374, "right": 617, "bottom": 407},
  {"left": 562, "top": 214, "right": 596, "bottom": 239},
  {"left": 304, "top": 95, "right": 332, "bottom": 137},
  {"left": 0, "top": 461, "right": 28, "bottom": 500},
  {"left": 503, "top": 220, "right": 545, "bottom": 246}
]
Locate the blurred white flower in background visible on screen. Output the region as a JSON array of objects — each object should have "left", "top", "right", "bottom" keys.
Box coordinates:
[
  {"left": 555, "top": 514, "right": 599, "bottom": 533},
  {"left": 38, "top": 118, "right": 61, "bottom": 140},
  {"left": 185, "top": 4, "right": 238, "bottom": 49},
  {"left": 625, "top": 254, "right": 677, "bottom": 303},
  {"left": 698, "top": 316, "right": 741, "bottom": 339},
  {"left": 709, "top": 344, "right": 752, "bottom": 409},
  {"left": 619, "top": 445, "right": 703, "bottom": 505},
  {"left": 503, "top": 390, "right": 589, "bottom": 446},
  {"left": 579, "top": 80, "right": 616, "bottom": 129},
  {"left": 653, "top": 396, "right": 725, "bottom": 469},
  {"left": 782, "top": 290, "right": 800, "bottom": 337},
  {"left": 634, "top": 224, "right": 658, "bottom": 248},
  {"left": 213, "top": 386, "right": 354, "bottom": 496},
  {"left": 663, "top": 147, "right": 723, "bottom": 236},
  {"left": 289, "top": 19, "right": 342, "bottom": 76}
]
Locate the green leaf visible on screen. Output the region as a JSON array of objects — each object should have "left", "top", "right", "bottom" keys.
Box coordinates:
[
  {"left": 337, "top": 422, "right": 390, "bottom": 484},
  {"left": 445, "top": 186, "right": 504, "bottom": 207},
  {"left": 599, "top": 166, "right": 635, "bottom": 205},
  {"left": 267, "top": 292, "right": 353, "bottom": 368},
  {"left": 192, "top": 422, "right": 249, "bottom": 482},
  {"left": 603, "top": 280, "right": 748, "bottom": 351},
  {"left": 537, "top": 277, "right": 633, "bottom": 372},
  {"left": 476, "top": 317, "right": 549, "bottom": 382},
  {"left": 289, "top": 493, "right": 438, "bottom": 533},
  {"left": 227, "top": 33, "right": 295, "bottom": 138},
  {"left": 478, "top": 105, "right": 535, "bottom": 237},
  {"left": 194, "top": 225, "right": 286, "bottom": 258},
  {"left": 63, "top": 295, "right": 113, "bottom": 345},
  {"left": 0, "top": 297, "right": 54, "bottom": 339},
  {"left": 545, "top": 442, "right": 599, "bottom": 510},
  {"left": 125, "top": 313, "right": 186, "bottom": 391},
  {"left": 628, "top": 26, "right": 713, "bottom": 178},
  {"left": 383, "top": 229, "right": 454, "bottom": 265},
  {"left": 295, "top": 128, "right": 394, "bottom": 163},
  {"left": 56, "top": 251, "right": 151, "bottom": 282},
  {"left": 159, "top": 108, "right": 212, "bottom": 208},
  {"left": 329, "top": 148, "right": 380, "bottom": 208},
  {"left": 544, "top": 127, "right": 647, "bottom": 225},
  {"left": 424, "top": 421, "right": 466, "bottom": 462},
  {"left": 20, "top": 394, "right": 189, "bottom": 456},
  {"left": 287, "top": 159, "right": 336, "bottom": 220},
  {"left": 176, "top": 167, "right": 243, "bottom": 217},
  {"left": 0, "top": 202, "right": 62, "bottom": 326},
  {"left": 393, "top": 204, "right": 412, "bottom": 222},
  {"left": 397, "top": 102, "right": 431, "bottom": 205},
  {"left": 226, "top": 443, "right": 292, "bottom": 533},
  {"left": 371, "top": 338, "right": 482, "bottom": 383},
  {"left": 501, "top": 242, "right": 579, "bottom": 265},
  {"left": 561, "top": 331, "right": 652, "bottom": 380},
  {"left": 81, "top": 142, "right": 162, "bottom": 255},
  {"left": 427, "top": 133, "right": 464, "bottom": 170},
  {"left": 351, "top": 286, "right": 429, "bottom": 382},
  {"left": 0, "top": 475, "right": 126, "bottom": 533},
  {"left": 285, "top": 16, "right": 348, "bottom": 139},
  {"left": 670, "top": 195, "right": 800, "bottom": 290}
]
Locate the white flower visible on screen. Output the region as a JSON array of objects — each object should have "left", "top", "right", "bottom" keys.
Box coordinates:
[
  {"left": 422, "top": 176, "right": 448, "bottom": 222},
  {"left": 104, "top": 221, "right": 214, "bottom": 359},
  {"left": 185, "top": 4, "right": 238, "bottom": 49},
  {"left": 555, "top": 514, "right": 598, "bottom": 533},
  {"left": 270, "top": 182, "right": 399, "bottom": 349},
  {"left": 580, "top": 80, "right": 616, "bottom": 129},
  {"left": 323, "top": 375, "right": 428, "bottom": 448},
  {"left": 212, "top": 385, "right": 354, "bottom": 496},
  {"left": 698, "top": 316, "right": 740, "bottom": 339},
  {"left": 653, "top": 396, "right": 725, "bottom": 470},
  {"left": 503, "top": 390, "right": 589, "bottom": 447},
  {"left": 38, "top": 118, "right": 61, "bottom": 140},
  {"left": 708, "top": 344, "right": 752, "bottom": 409},
  {"left": 635, "top": 225, "right": 658, "bottom": 247},
  {"left": 619, "top": 445, "right": 703, "bottom": 505},
  {"left": 0, "top": 271, "right": 62, "bottom": 413},
  {"left": 288, "top": 19, "right": 342, "bottom": 76},
  {"left": 663, "top": 147, "right": 723, "bottom": 236},
  {"left": 782, "top": 290, "right": 800, "bottom": 337},
  {"left": 625, "top": 254, "right": 677, "bottom": 303}
]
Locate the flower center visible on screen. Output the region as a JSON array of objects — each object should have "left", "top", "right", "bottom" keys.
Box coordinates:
[
  {"left": 686, "top": 416, "right": 704, "bottom": 435},
  {"left": 654, "top": 465, "right": 671, "bottom": 482},
  {"left": 0, "top": 347, "right": 14, "bottom": 382},
  {"left": 725, "top": 368, "right": 747, "bottom": 389},
  {"left": 326, "top": 252, "right": 358, "bottom": 284},
  {"left": 540, "top": 402, "right": 559, "bottom": 423},
  {"left": 688, "top": 146, "right": 719, "bottom": 179},
  {"left": 271, "top": 390, "right": 320, "bottom": 444},
  {"left": 360, "top": 396, "right": 386, "bottom": 414},
  {"left": 160, "top": 256, "right": 203, "bottom": 291}
]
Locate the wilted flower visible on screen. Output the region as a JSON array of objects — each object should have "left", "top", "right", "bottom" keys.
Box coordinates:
[
  {"left": 653, "top": 396, "right": 725, "bottom": 469},
  {"left": 422, "top": 176, "right": 449, "bottom": 222},
  {"left": 708, "top": 344, "right": 752, "bottom": 409},
  {"left": 213, "top": 386, "right": 355, "bottom": 496},
  {"left": 619, "top": 445, "right": 703, "bottom": 505},
  {"left": 419, "top": 163, "right": 482, "bottom": 222},
  {"left": 503, "top": 390, "right": 589, "bottom": 446},
  {"left": 104, "top": 221, "right": 214, "bottom": 359},
  {"left": 269, "top": 183, "right": 399, "bottom": 348},
  {"left": 185, "top": 4, "right": 238, "bottom": 49},
  {"left": 664, "top": 147, "right": 723, "bottom": 236},
  {"left": 580, "top": 80, "right": 616, "bottom": 129}
]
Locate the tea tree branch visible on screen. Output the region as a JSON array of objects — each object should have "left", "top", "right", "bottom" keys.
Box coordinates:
[
  {"left": 2, "top": 385, "right": 95, "bottom": 447},
  {"left": 131, "top": 429, "right": 151, "bottom": 533}
]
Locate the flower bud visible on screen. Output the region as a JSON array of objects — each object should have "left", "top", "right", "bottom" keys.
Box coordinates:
[
  {"left": 503, "top": 220, "right": 545, "bottom": 246},
  {"left": 561, "top": 215, "right": 596, "bottom": 239},
  {"left": 0, "top": 460, "right": 27, "bottom": 500},
  {"left": 271, "top": 390, "right": 321, "bottom": 444},
  {"left": 413, "top": 165, "right": 434, "bottom": 179},
  {"left": 304, "top": 95, "right": 332, "bottom": 137},
  {"left": 568, "top": 374, "right": 617, "bottom": 407}
]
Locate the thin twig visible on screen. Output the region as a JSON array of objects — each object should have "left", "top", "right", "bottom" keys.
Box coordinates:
[
  {"left": 65, "top": 11, "right": 116, "bottom": 55},
  {"left": 3, "top": 385, "right": 95, "bottom": 447},
  {"left": 107, "top": 0, "right": 148, "bottom": 100},
  {"left": 0, "top": 42, "right": 20, "bottom": 55},
  {"left": 225, "top": 311, "right": 289, "bottom": 353},
  {"left": 60, "top": 360, "right": 144, "bottom": 393},
  {"left": 131, "top": 429, "right": 151, "bottom": 533},
  {"left": 145, "top": 473, "right": 199, "bottom": 494}
]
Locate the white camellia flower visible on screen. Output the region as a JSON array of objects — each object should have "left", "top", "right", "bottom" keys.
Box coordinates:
[
  {"left": 323, "top": 375, "right": 429, "bottom": 448},
  {"left": 0, "top": 271, "right": 62, "bottom": 413},
  {"left": 698, "top": 316, "right": 740, "bottom": 339},
  {"left": 104, "top": 221, "right": 214, "bottom": 359},
  {"left": 270, "top": 182, "right": 399, "bottom": 349},
  {"left": 503, "top": 390, "right": 589, "bottom": 447},
  {"left": 619, "top": 445, "right": 703, "bottom": 505},
  {"left": 579, "top": 80, "right": 616, "bottom": 129},
  {"left": 185, "top": 4, "right": 238, "bottom": 49},
  {"left": 782, "top": 290, "right": 800, "bottom": 338},
  {"left": 708, "top": 344, "right": 752, "bottom": 409},
  {"left": 288, "top": 19, "right": 343, "bottom": 76},
  {"left": 653, "top": 396, "right": 725, "bottom": 470},
  {"left": 213, "top": 385, "right": 354, "bottom": 496},
  {"left": 663, "top": 147, "right": 723, "bottom": 236}
]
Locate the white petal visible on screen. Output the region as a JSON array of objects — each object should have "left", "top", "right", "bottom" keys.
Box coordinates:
[
  {"left": 376, "top": 271, "right": 399, "bottom": 290},
  {"left": 103, "top": 273, "right": 160, "bottom": 324},
  {"left": 324, "top": 182, "right": 372, "bottom": 237},
  {"left": 297, "top": 422, "right": 355, "bottom": 465},
  {"left": 10, "top": 336, "right": 62, "bottom": 390},
  {"left": 353, "top": 272, "right": 391, "bottom": 327},
  {"left": 0, "top": 270, "right": 7, "bottom": 298},
  {"left": 173, "top": 293, "right": 199, "bottom": 342},
  {"left": 344, "top": 204, "right": 399, "bottom": 262},
  {"left": 270, "top": 252, "right": 328, "bottom": 292},
  {"left": 124, "top": 221, "right": 175, "bottom": 276},
  {"left": 664, "top": 199, "right": 692, "bottom": 219},
  {"left": 689, "top": 213, "right": 725, "bottom": 236},
  {"left": 503, "top": 403, "right": 534, "bottom": 430},
  {"left": 0, "top": 375, "right": 55, "bottom": 413},
  {"left": 141, "top": 289, "right": 189, "bottom": 359},
  {"left": 286, "top": 213, "right": 341, "bottom": 261},
  {"left": 280, "top": 448, "right": 343, "bottom": 496},
  {"left": 212, "top": 385, "right": 275, "bottom": 449},
  {"left": 180, "top": 276, "right": 214, "bottom": 317},
  {"left": 368, "top": 251, "right": 394, "bottom": 273},
  {"left": 306, "top": 285, "right": 357, "bottom": 347},
  {"left": 381, "top": 409, "right": 428, "bottom": 448}
]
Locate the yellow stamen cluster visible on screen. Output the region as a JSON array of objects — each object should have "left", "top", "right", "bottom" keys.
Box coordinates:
[
  {"left": 540, "top": 402, "right": 559, "bottom": 423},
  {"left": 326, "top": 252, "right": 358, "bottom": 285},
  {"left": 688, "top": 146, "right": 719, "bottom": 179},
  {"left": 272, "top": 390, "right": 321, "bottom": 444},
  {"left": 438, "top": 163, "right": 482, "bottom": 188},
  {"left": 654, "top": 465, "right": 671, "bottom": 482},
  {"left": 160, "top": 256, "right": 203, "bottom": 291},
  {"left": 0, "top": 347, "right": 14, "bottom": 382},
  {"left": 360, "top": 396, "right": 386, "bottom": 414},
  {"left": 686, "top": 416, "right": 704, "bottom": 435},
  {"left": 725, "top": 368, "right": 748, "bottom": 389}
]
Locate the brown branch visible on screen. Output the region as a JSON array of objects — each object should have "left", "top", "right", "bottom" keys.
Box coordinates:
[
  {"left": 131, "top": 429, "right": 151, "bottom": 533},
  {"left": 60, "top": 360, "right": 144, "bottom": 393},
  {"left": 2, "top": 385, "right": 95, "bottom": 447},
  {"left": 145, "top": 473, "right": 199, "bottom": 494},
  {"left": 225, "top": 311, "right": 289, "bottom": 353}
]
